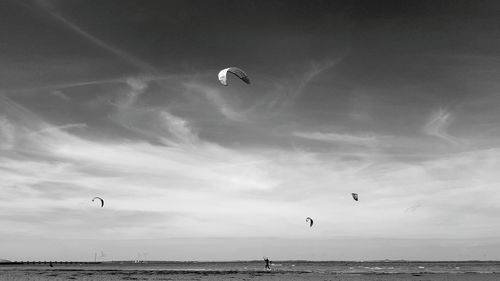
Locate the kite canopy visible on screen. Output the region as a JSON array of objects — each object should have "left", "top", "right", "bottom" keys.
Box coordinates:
[
  {"left": 218, "top": 67, "right": 250, "bottom": 86},
  {"left": 352, "top": 193, "right": 359, "bottom": 201},
  {"left": 306, "top": 217, "right": 313, "bottom": 227},
  {"left": 92, "top": 197, "right": 104, "bottom": 207}
]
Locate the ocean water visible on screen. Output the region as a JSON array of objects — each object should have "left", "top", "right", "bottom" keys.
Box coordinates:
[{"left": 2, "top": 260, "right": 500, "bottom": 274}]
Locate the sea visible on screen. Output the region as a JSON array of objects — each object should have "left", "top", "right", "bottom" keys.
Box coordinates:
[{"left": 2, "top": 260, "right": 500, "bottom": 274}]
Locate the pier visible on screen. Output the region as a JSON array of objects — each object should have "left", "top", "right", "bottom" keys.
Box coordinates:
[{"left": 0, "top": 261, "right": 101, "bottom": 265}]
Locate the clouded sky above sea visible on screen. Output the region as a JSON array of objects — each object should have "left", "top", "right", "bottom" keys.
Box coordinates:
[{"left": 2, "top": 0, "right": 500, "bottom": 261}]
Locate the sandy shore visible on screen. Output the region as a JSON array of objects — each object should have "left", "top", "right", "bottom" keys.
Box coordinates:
[{"left": 1, "top": 269, "right": 500, "bottom": 281}]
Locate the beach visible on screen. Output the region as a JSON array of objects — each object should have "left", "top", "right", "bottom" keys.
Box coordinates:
[{"left": 1, "top": 269, "right": 500, "bottom": 281}]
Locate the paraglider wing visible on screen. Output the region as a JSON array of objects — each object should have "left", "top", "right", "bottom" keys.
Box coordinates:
[
  {"left": 218, "top": 67, "right": 250, "bottom": 86},
  {"left": 306, "top": 217, "right": 313, "bottom": 227},
  {"left": 92, "top": 196, "right": 104, "bottom": 207},
  {"left": 352, "top": 193, "right": 358, "bottom": 201}
]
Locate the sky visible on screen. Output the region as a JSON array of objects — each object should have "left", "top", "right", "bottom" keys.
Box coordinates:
[{"left": 2, "top": 0, "right": 500, "bottom": 261}]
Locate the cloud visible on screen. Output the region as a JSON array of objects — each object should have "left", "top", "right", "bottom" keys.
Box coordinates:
[
  {"left": 2, "top": 80, "right": 500, "bottom": 257},
  {"left": 2, "top": 0, "right": 498, "bottom": 261},
  {"left": 35, "top": 0, "right": 154, "bottom": 72},
  {"left": 30, "top": 123, "right": 87, "bottom": 136},
  {"left": 0, "top": 207, "right": 182, "bottom": 239},
  {"left": 126, "top": 77, "right": 149, "bottom": 92},
  {"left": 1, "top": 73, "right": 211, "bottom": 94},
  {"left": 423, "top": 108, "right": 459, "bottom": 144},
  {"left": 3, "top": 104, "right": 500, "bottom": 242},
  {"left": 0, "top": 116, "right": 15, "bottom": 150},
  {"left": 405, "top": 203, "right": 422, "bottom": 213},
  {"left": 293, "top": 131, "right": 382, "bottom": 146},
  {"left": 158, "top": 111, "right": 198, "bottom": 145},
  {"left": 112, "top": 77, "right": 149, "bottom": 108},
  {"left": 108, "top": 77, "right": 201, "bottom": 146},
  {"left": 185, "top": 82, "right": 247, "bottom": 122},
  {"left": 295, "top": 59, "right": 340, "bottom": 98},
  {"left": 50, "top": 90, "right": 69, "bottom": 100},
  {"left": 255, "top": 58, "right": 343, "bottom": 116}
]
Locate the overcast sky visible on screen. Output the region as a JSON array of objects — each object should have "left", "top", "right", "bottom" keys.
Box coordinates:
[{"left": 2, "top": 0, "right": 500, "bottom": 261}]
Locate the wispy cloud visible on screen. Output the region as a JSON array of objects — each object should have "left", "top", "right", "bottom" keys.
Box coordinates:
[
  {"left": 423, "top": 108, "right": 459, "bottom": 144},
  {"left": 1, "top": 73, "right": 211, "bottom": 94},
  {"left": 50, "top": 90, "right": 69, "bottom": 100},
  {"left": 405, "top": 203, "right": 422, "bottom": 213},
  {"left": 293, "top": 131, "right": 382, "bottom": 146},
  {"left": 294, "top": 59, "right": 340, "bottom": 99},
  {"left": 0, "top": 116, "right": 15, "bottom": 150},
  {"left": 185, "top": 82, "right": 247, "bottom": 122},
  {"left": 35, "top": 0, "right": 154, "bottom": 72},
  {"left": 158, "top": 111, "right": 198, "bottom": 146},
  {"left": 30, "top": 123, "right": 87, "bottom": 136},
  {"left": 2, "top": 0, "right": 499, "bottom": 261},
  {"left": 113, "top": 77, "right": 149, "bottom": 108},
  {"left": 262, "top": 58, "right": 342, "bottom": 115},
  {"left": 126, "top": 77, "right": 149, "bottom": 92},
  {"left": 2, "top": 95, "right": 500, "bottom": 243},
  {"left": 108, "top": 77, "right": 202, "bottom": 146}
]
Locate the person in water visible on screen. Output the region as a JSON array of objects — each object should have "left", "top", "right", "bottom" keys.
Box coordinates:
[{"left": 264, "top": 257, "right": 271, "bottom": 270}]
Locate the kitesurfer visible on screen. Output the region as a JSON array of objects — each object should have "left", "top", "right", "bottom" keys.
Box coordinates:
[{"left": 264, "top": 257, "right": 271, "bottom": 270}]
